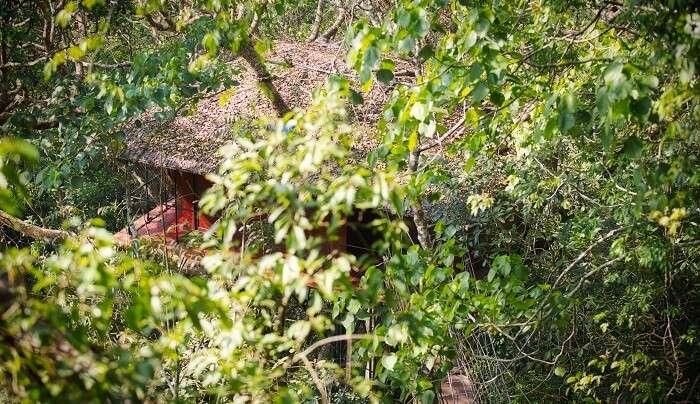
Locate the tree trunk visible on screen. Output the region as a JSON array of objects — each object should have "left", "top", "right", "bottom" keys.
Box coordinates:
[
  {"left": 408, "top": 45, "right": 432, "bottom": 250},
  {"left": 74, "top": 10, "right": 87, "bottom": 77},
  {"left": 307, "top": 0, "right": 325, "bottom": 42},
  {"left": 319, "top": 8, "right": 347, "bottom": 42},
  {"left": 239, "top": 43, "right": 291, "bottom": 117},
  {"left": 0, "top": 210, "right": 70, "bottom": 244},
  {"left": 408, "top": 150, "right": 433, "bottom": 249}
]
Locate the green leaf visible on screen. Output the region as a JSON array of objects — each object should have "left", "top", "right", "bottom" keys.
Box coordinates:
[
  {"left": 639, "top": 75, "right": 659, "bottom": 89},
  {"left": 361, "top": 46, "right": 380, "bottom": 84},
  {"left": 464, "top": 156, "right": 476, "bottom": 172},
  {"left": 544, "top": 117, "right": 558, "bottom": 139},
  {"left": 376, "top": 68, "right": 394, "bottom": 84},
  {"left": 621, "top": 136, "right": 642, "bottom": 158},
  {"left": 475, "top": 17, "right": 491, "bottom": 36},
  {"left": 465, "top": 30, "right": 478, "bottom": 48},
  {"left": 82, "top": 0, "right": 105, "bottom": 8},
  {"left": 468, "top": 63, "right": 484, "bottom": 82},
  {"left": 202, "top": 31, "right": 220, "bottom": 54},
  {"left": 0, "top": 138, "right": 39, "bottom": 162},
  {"left": 287, "top": 320, "right": 311, "bottom": 341},
  {"left": 347, "top": 299, "right": 361, "bottom": 314},
  {"left": 465, "top": 108, "right": 479, "bottom": 127},
  {"left": 603, "top": 62, "right": 624, "bottom": 85},
  {"left": 408, "top": 131, "right": 418, "bottom": 151},
  {"left": 557, "top": 112, "right": 575, "bottom": 134},
  {"left": 104, "top": 96, "right": 114, "bottom": 115},
  {"left": 493, "top": 255, "right": 511, "bottom": 276},
  {"left": 349, "top": 89, "right": 364, "bottom": 105},
  {"left": 487, "top": 268, "right": 496, "bottom": 282},
  {"left": 68, "top": 46, "right": 85, "bottom": 60},
  {"left": 560, "top": 93, "right": 576, "bottom": 113},
  {"left": 381, "top": 354, "right": 398, "bottom": 371},
  {"left": 601, "top": 125, "right": 614, "bottom": 151},
  {"left": 596, "top": 89, "right": 610, "bottom": 116},
  {"left": 420, "top": 390, "right": 436, "bottom": 404},
  {"left": 630, "top": 97, "right": 652, "bottom": 118},
  {"left": 56, "top": 2, "right": 77, "bottom": 28},
  {"left": 411, "top": 102, "right": 428, "bottom": 121},
  {"left": 490, "top": 91, "right": 505, "bottom": 107},
  {"left": 419, "top": 120, "right": 436, "bottom": 138},
  {"left": 418, "top": 45, "right": 434, "bottom": 60},
  {"left": 554, "top": 366, "right": 566, "bottom": 377},
  {"left": 470, "top": 83, "right": 489, "bottom": 103},
  {"left": 386, "top": 323, "right": 408, "bottom": 346}
]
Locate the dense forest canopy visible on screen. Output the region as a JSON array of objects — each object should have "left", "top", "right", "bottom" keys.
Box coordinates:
[{"left": 1, "top": 0, "right": 699, "bottom": 402}]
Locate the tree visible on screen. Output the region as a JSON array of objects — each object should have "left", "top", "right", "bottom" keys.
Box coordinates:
[{"left": 1, "top": 0, "right": 700, "bottom": 402}]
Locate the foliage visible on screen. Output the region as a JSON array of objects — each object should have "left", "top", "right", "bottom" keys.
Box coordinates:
[{"left": 1, "top": 0, "right": 700, "bottom": 403}]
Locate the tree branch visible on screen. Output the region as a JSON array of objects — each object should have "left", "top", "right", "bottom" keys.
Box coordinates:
[
  {"left": 144, "top": 14, "right": 174, "bottom": 32},
  {"left": 293, "top": 333, "right": 379, "bottom": 361},
  {"left": 553, "top": 226, "right": 627, "bottom": 289},
  {"left": 522, "top": 57, "right": 612, "bottom": 69},
  {"left": 238, "top": 43, "right": 291, "bottom": 117},
  {"left": 0, "top": 210, "right": 71, "bottom": 244},
  {"left": 417, "top": 115, "right": 465, "bottom": 153}
]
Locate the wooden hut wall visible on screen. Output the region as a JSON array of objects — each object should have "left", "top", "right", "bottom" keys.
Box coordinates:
[{"left": 168, "top": 170, "right": 214, "bottom": 233}]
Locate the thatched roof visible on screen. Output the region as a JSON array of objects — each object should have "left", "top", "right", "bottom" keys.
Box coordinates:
[{"left": 124, "top": 41, "right": 411, "bottom": 174}]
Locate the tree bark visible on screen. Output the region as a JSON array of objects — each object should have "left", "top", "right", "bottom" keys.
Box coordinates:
[
  {"left": 307, "top": 0, "right": 325, "bottom": 42},
  {"left": 239, "top": 43, "right": 291, "bottom": 117},
  {"left": 249, "top": 11, "right": 261, "bottom": 34},
  {"left": 408, "top": 44, "right": 432, "bottom": 250},
  {"left": 408, "top": 150, "right": 433, "bottom": 249},
  {"left": 0, "top": 210, "right": 71, "bottom": 244},
  {"left": 74, "top": 10, "right": 87, "bottom": 77},
  {"left": 319, "top": 8, "right": 347, "bottom": 42}
]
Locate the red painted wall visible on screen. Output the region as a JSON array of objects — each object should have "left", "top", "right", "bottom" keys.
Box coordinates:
[
  {"left": 169, "top": 170, "right": 214, "bottom": 236},
  {"left": 117, "top": 169, "right": 356, "bottom": 264}
]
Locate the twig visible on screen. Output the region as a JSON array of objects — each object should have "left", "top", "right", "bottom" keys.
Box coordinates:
[
  {"left": 285, "top": 333, "right": 382, "bottom": 403},
  {"left": 522, "top": 57, "right": 612, "bottom": 69},
  {"left": 566, "top": 256, "right": 624, "bottom": 297},
  {"left": 417, "top": 116, "right": 466, "bottom": 153},
  {"left": 300, "top": 355, "right": 329, "bottom": 404},
  {"left": 553, "top": 226, "right": 627, "bottom": 289},
  {"left": 293, "top": 333, "right": 380, "bottom": 361}
]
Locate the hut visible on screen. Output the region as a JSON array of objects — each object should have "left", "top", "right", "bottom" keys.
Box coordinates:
[
  {"left": 116, "top": 41, "right": 483, "bottom": 403},
  {"left": 116, "top": 41, "right": 410, "bottom": 251}
]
